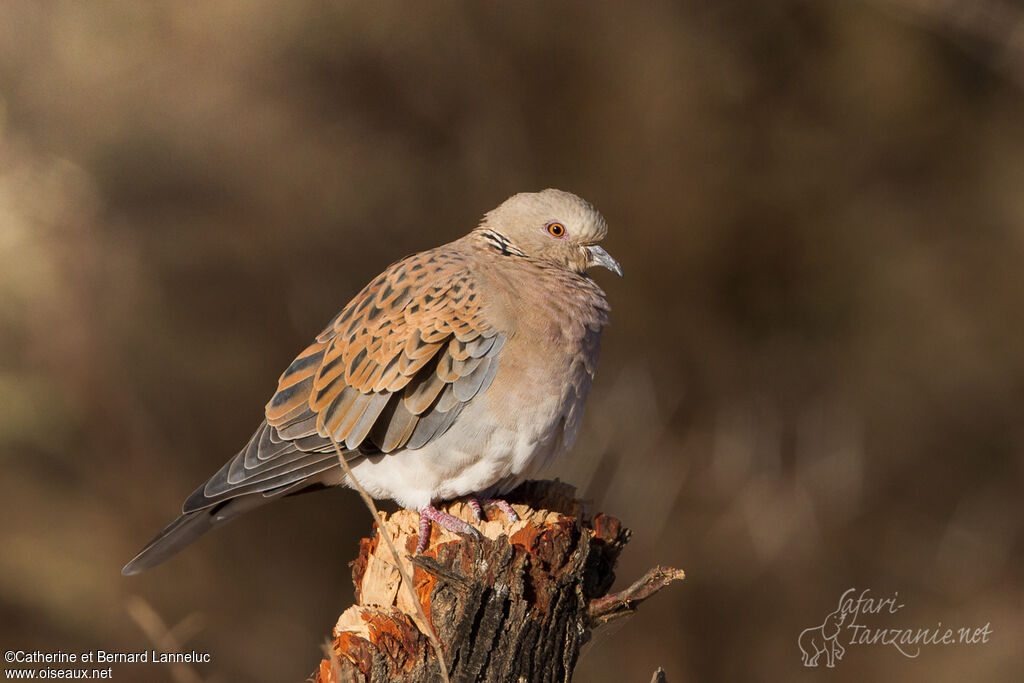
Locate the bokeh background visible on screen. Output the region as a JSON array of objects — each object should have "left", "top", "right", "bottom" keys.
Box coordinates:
[{"left": 1, "top": 1, "right": 1023, "bottom": 681}]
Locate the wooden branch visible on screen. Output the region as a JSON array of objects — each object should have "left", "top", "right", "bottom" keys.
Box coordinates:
[
  {"left": 587, "top": 565, "right": 687, "bottom": 627},
  {"left": 313, "top": 480, "right": 684, "bottom": 683}
]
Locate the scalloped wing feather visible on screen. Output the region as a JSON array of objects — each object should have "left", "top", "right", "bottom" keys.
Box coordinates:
[
  {"left": 184, "top": 246, "right": 513, "bottom": 513},
  {"left": 154, "top": 248, "right": 504, "bottom": 511}
]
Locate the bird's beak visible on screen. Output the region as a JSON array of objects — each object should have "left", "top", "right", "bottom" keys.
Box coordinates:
[{"left": 586, "top": 245, "right": 623, "bottom": 277}]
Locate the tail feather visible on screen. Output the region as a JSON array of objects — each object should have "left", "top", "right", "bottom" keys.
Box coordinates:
[
  {"left": 121, "top": 491, "right": 277, "bottom": 575},
  {"left": 122, "top": 473, "right": 336, "bottom": 575},
  {"left": 121, "top": 506, "right": 228, "bottom": 576}
]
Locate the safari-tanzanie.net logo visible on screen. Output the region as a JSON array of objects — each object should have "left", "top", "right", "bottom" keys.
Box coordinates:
[{"left": 798, "top": 588, "right": 992, "bottom": 668}]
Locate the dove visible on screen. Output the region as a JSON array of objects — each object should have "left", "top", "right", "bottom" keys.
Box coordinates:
[{"left": 122, "top": 189, "right": 621, "bottom": 574}]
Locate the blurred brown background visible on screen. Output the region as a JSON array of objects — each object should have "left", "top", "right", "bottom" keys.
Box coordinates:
[{"left": 1, "top": 1, "right": 1022, "bottom": 681}]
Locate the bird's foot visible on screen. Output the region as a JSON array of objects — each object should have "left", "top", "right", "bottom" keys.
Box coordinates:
[
  {"left": 416, "top": 505, "right": 481, "bottom": 554},
  {"left": 465, "top": 496, "right": 520, "bottom": 524}
]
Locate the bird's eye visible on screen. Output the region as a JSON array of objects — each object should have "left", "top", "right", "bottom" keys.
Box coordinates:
[{"left": 546, "top": 222, "right": 566, "bottom": 238}]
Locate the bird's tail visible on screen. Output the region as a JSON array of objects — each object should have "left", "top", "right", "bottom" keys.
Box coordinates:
[
  {"left": 121, "top": 506, "right": 227, "bottom": 576},
  {"left": 122, "top": 472, "right": 337, "bottom": 575},
  {"left": 121, "top": 490, "right": 279, "bottom": 575}
]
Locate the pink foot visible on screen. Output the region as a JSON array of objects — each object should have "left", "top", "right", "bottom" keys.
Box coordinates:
[
  {"left": 416, "top": 505, "right": 481, "bottom": 554},
  {"left": 466, "top": 496, "right": 520, "bottom": 524}
]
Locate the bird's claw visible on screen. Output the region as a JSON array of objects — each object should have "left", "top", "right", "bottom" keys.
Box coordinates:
[
  {"left": 416, "top": 505, "right": 482, "bottom": 554},
  {"left": 466, "top": 496, "right": 520, "bottom": 524}
]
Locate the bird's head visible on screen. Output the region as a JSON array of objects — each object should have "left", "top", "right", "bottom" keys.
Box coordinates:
[{"left": 479, "top": 189, "right": 623, "bottom": 277}]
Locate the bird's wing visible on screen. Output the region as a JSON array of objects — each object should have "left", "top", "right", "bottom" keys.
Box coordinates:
[{"left": 183, "top": 246, "right": 506, "bottom": 513}]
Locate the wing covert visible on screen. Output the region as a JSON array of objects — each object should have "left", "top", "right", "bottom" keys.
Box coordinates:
[
  {"left": 267, "top": 247, "right": 504, "bottom": 453},
  {"left": 186, "top": 248, "right": 506, "bottom": 513}
]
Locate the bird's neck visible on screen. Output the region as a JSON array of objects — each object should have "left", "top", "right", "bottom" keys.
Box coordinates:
[{"left": 470, "top": 228, "right": 527, "bottom": 258}]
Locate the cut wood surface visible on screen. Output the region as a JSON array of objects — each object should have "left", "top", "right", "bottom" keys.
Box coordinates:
[{"left": 313, "top": 480, "right": 683, "bottom": 683}]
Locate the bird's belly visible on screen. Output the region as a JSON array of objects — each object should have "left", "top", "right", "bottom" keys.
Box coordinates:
[{"left": 345, "top": 386, "right": 581, "bottom": 510}]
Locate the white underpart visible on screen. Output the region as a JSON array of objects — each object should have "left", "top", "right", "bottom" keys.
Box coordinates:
[{"left": 343, "top": 373, "right": 588, "bottom": 510}]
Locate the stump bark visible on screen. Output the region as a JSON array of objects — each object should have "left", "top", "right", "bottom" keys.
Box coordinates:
[{"left": 313, "top": 480, "right": 683, "bottom": 683}]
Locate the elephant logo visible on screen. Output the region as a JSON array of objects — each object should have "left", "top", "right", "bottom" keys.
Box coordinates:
[{"left": 798, "top": 608, "right": 847, "bottom": 668}]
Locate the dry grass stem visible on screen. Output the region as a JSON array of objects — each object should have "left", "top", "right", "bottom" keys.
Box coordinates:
[
  {"left": 125, "top": 596, "right": 206, "bottom": 683},
  {"left": 328, "top": 437, "right": 451, "bottom": 683}
]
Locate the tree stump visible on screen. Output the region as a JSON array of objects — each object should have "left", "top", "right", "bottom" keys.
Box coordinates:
[{"left": 313, "top": 480, "right": 683, "bottom": 683}]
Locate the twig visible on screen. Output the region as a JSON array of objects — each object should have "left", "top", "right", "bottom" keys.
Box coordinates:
[
  {"left": 125, "top": 596, "right": 206, "bottom": 683},
  {"left": 870, "top": 0, "right": 1024, "bottom": 89},
  {"left": 328, "top": 436, "right": 451, "bottom": 683},
  {"left": 587, "top": 565, "right": 686, "bottom": 627}
]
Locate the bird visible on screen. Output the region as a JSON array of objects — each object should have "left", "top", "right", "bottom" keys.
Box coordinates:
[{"left": 122, "top": 188, "right": 621, "bottom": 575}]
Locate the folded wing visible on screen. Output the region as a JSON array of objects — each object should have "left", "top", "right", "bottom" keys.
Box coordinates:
[{"left": 184, "top": 247, "right": 506, "bottom": 513}]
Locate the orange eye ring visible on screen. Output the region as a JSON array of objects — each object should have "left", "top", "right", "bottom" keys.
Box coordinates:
[{"left": 547, "top": 222, "right": 566, "bottom": 238}]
